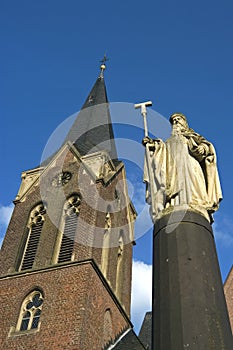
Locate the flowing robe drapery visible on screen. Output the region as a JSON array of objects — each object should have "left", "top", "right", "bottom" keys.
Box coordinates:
[{"left": 143, "top": 130, "right": 222, "bottom": 222}]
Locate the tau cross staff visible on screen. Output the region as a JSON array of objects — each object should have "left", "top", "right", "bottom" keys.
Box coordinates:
[
  {"left": 134, "top": 101, "right": 152, "bottom": 137},
  {"left": 134, "top": 101, "right": 158, "bottom": 222}
]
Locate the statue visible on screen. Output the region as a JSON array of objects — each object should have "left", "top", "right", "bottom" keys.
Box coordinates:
[{"left": 143, "top": 113, "right": 222, "bottom": 222}]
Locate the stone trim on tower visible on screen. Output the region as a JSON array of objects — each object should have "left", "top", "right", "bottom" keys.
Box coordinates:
[
  {"left": 101, "top": 208, "right": 112, "bottom": 281},
  {"left": 116, "top": 230, "right": 125, "bottom": 300}
]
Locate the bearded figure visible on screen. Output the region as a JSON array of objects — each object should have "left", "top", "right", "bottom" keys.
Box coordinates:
[{"left": 143, "top": 113, "right": 222, "bottom": 222}]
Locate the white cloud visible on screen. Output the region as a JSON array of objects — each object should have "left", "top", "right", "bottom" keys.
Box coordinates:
[
  {"left": 0, "top": 203, "right": 14, "bottom": 247},
  {"left": 131, "top": 260, "right": 152, "bottom": 334},
  {"left": 213, "top": 215, "right": 233, "bottom": 247}
]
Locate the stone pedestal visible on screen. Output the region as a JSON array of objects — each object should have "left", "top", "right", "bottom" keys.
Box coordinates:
[{"left": 152, "top": 210, "right": 233, "bottom": 350}]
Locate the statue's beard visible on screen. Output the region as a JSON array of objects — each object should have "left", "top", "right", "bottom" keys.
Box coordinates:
[{"left": 172, "top": 123, "right": 187, "bottom": 135}]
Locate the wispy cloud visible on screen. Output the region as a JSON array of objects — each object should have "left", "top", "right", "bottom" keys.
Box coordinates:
[
  {"left": 131, "top": 260, "right": 152, "bottom": 334},
  {"left": 131, "top": 182, "right": 146, "bottom": 211},
  {"left": 129, "top": 181, "right": 153, "bottom": 240},
  {"left": 213, "top": 215, "right": 233, "bottom": 247},
  {"left": 0, "top": 203, "right": 14, "bottom": 247}
]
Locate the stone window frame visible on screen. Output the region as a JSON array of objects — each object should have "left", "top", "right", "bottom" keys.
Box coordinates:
[
  {"left": 18, "top": 203, "right": 46, "bottom": 271},
  {"left": 9, "top": 289, "right": 44, "bottom": 337},
  {"left": 52, "top": 193, "right": 81, "bottom": 264}
]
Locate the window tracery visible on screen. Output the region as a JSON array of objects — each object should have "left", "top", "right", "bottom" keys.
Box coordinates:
[
  {"left": 19, "top": 203, "right": 46, "bottom": 271},
  {"left": 16, "top": 290, "right": 44, "bottom": 332},
  {"left": 57, "top": 194, "right": 81, "bottom": 263}
]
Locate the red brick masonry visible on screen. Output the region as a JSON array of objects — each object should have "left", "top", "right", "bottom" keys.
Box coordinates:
[
  {"left": 0, "top": 261, "right": 131, "bottom": 350},
  {"left": 224, "top": 265, "right": 233, "bottom": 333}
]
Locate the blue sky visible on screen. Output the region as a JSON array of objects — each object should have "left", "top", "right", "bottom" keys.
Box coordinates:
[{"left": 1, "top": 0, "right": 233, "bottom": 333}]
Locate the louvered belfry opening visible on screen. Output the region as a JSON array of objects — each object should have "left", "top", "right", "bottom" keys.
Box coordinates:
[
  {"left": 58, "top": 194, "right": 81, "bottom": 263},
  {"left": 58, "top": 212, "right": 78, "bottom": 263},
  {"left": 20, "top": 204, "right": 46, "bottom": 271},
  {"left": 21, "top": 222, "right": 43, "bottom": 270}
]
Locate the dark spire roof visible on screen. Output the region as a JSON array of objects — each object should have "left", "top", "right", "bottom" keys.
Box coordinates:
[
  {"left": 64, "top": 65, "right": 118, "bottom": 161},
  {"left": 138, "top": 311, "right": 152, "bottom": 349},
  {"left": 112, "top": 330, "right": 146, "bottom": 350}
]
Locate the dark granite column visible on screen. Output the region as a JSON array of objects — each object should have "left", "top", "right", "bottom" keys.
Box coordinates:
[{"left": 152, "top": 210, "right": 233, "bottom": 350}]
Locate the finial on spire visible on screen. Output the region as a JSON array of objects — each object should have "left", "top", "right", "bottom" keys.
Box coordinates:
[{"left": 99, "top": 54, "right": 109, "bottom": 78}]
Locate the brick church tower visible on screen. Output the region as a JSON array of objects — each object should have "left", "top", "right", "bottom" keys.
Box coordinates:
[
  {"left": 0, "top": 64, "right": 145, "bottom": 349},
  {"left": 224, "top": 265, "right": 233, "bottom": 332}
]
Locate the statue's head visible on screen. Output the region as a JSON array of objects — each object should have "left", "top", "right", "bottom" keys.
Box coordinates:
[{"left": 169, "top": 113, "right": 189, "bottom": 131}]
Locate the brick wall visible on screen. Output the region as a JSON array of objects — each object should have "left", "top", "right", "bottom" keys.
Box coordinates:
[
  {"left": 0, "top": 69, "right": 135, "bottom": 350},
  {"left": 0, "top": 146, "right": 134, "bottom": 319},
  {"left": 224, "top": 266, "right": 233, "bottom": 333},
  {"left": 0, "top": 261, "right": 131, "bottom": 350}
]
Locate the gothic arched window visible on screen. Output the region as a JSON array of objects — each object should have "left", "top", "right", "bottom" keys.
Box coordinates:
[
  {"left": 57, "top": 194, "right": 81, "bottom": 263},
  {"left": 19, "top": 203, "right": 46, "bottom": 271},
  {"left": 17, "top": 290, "right": 44, "bottom": 332}
]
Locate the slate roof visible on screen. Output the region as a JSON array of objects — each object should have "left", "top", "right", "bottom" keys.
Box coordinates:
[
  {"left": 41, "top": 68, "right": 118, "bottom": 167},
  {"left": 111, "top": 329, "right": 146, "bottom": 350},
  {"left": 138, "top": 311, "right": 152, "bottom": 349},
  {"left": 64, "top": 72, "right": 118, "bottom": 161}
]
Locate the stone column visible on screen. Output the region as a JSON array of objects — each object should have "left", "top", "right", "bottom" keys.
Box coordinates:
[{"left": 152, "top": 210, "right": 233, "bottom": 350}]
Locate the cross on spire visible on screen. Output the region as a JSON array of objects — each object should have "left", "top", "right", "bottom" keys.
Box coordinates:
[
  {"left": 100, "top": 54, "right": 109, "bottom": 65},
  {"left": 99, "top": 54, "right": 109, "bottom": 78}
]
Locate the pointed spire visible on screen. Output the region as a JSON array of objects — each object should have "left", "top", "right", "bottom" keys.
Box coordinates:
[
  {"left": 80, "top": 55, "right": 109, "bottom": 109},
  {"left": 81, "top": 71, "right": 108, "bottom": 110},
  {"left": 64, "top": 59, "right": 118, "bottom": 161}
]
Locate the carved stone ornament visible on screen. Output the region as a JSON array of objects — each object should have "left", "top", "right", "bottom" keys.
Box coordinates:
[
  {"left": 104, "top": 212, "right": 111, "bottom": 231},
  {"left": 29, "top": 204, "right": 46, "bottom": 227},
  {"left": 15, "top": 168, "right": 42, "bottom": 202},
  {"left": 81, "top": 151, "right": 115, "bottom": 181},
  {"left": 51, "top": 171, "right": 72, "bottom": 187},
  {"left": 64, "top": 195, "right": 81, "bottom": 216}
]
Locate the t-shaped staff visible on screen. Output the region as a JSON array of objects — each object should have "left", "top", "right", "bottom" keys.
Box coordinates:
[
  {"left": 135, "top": 100, "right": 158, "bottom": 222},
  {"left": 134, "top": 101, "right": 152, "bottom": 137}
]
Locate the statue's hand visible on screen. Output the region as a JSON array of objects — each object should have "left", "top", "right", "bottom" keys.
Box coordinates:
[{"left": 142, "top": 136, "right": 153, "bottom": 146}]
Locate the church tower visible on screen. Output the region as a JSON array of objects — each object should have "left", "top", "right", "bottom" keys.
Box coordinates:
[
  {"left": 0, "top": 64, "right": 138, "bottom": 349},
  {"left": 224, "top": 265, "right": 233, "bottom": 332}
]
